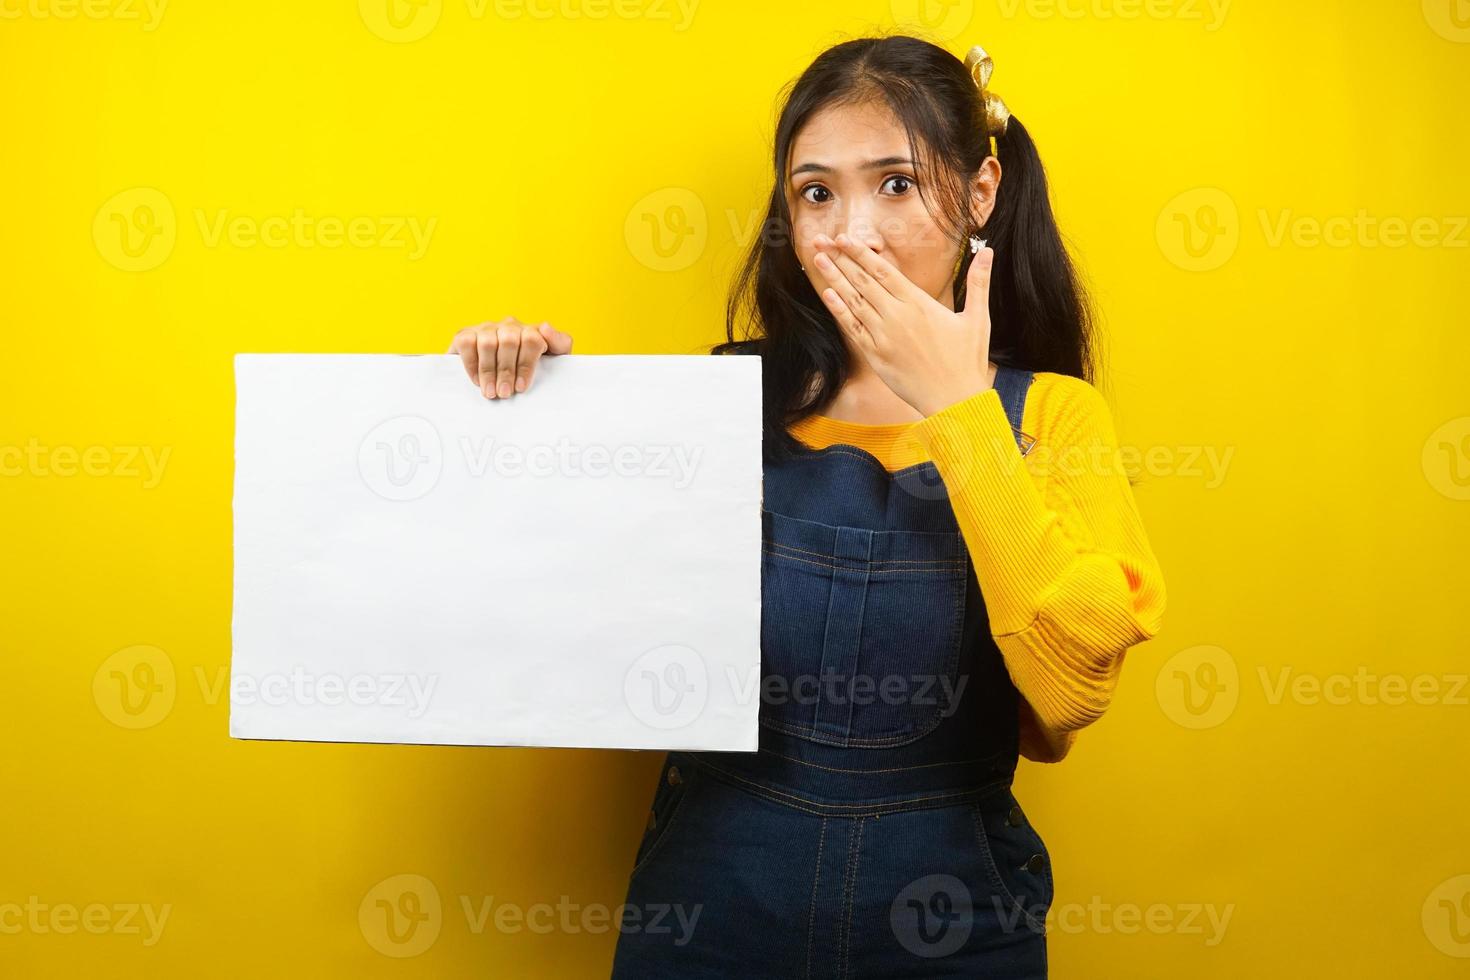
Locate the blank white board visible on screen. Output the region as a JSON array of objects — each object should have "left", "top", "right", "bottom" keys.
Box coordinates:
[{"left": 230, "top": 353, "right": 762, "bottom": 751}]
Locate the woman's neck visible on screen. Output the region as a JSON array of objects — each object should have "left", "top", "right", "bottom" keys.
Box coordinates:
[
  {"left": 817, "top": 372, "right": 926, "bottom": 425},
  {"left": 811, "top": 359, "right": 999, "bottom": 424}
]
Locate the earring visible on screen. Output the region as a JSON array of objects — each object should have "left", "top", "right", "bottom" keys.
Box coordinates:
[{"left": 968, "top": 234, "right": 987, "bottom": 254}]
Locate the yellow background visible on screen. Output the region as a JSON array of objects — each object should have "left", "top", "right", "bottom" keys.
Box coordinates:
[{"left": 3, "top": 0, "right": 1468, "bottom": 976}]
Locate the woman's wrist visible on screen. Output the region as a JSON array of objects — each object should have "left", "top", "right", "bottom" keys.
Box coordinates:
[{"left": 914, "top": 373, "right": 997, "bottom": 418}]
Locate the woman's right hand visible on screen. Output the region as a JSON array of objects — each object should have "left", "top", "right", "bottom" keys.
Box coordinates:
[{"left": 447, "top": 317, "right": 575, "bottom": 399}]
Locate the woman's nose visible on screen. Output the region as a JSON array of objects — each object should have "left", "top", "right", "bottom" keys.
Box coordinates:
[{"left": 837, "top": 220, "right": 885, "bottom": 253}]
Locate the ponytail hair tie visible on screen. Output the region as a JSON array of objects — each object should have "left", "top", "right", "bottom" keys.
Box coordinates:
[{"left": 964, "top": 45, "right": 1011, "bottom": 158}]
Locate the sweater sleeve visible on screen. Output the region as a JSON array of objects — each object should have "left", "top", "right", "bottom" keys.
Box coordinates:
[{"left": 909, "top": 375, "right": 1167, "bottom": 763}]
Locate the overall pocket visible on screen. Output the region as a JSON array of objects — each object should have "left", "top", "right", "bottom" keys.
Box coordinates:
[
  {"left": 628, "top": 754, "right": 697, "bottom": 880},
  {"left": 760, "top": 509, "right": 969, "bottom": 747},
  {"left": 971, "top": 791, "right": 1055, "bottom": 933}
]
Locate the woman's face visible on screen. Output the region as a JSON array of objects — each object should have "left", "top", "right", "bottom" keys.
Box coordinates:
[{"left": 785, "top": 98, "right": 1000, "bottom": 312}]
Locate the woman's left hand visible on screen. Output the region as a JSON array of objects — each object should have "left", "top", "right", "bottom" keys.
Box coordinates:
[{"left": 811, "top": 232, "right": 995, "bottom": 417}]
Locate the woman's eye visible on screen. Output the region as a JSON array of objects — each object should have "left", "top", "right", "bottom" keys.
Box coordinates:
[
  {"left": 800, "top": 184, "right": 832, "bottom": 205},
  {"left": 881, "top": 175, "right": 915, "bottom": 195}
]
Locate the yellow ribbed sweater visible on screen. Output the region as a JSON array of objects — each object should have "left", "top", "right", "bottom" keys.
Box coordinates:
[{"left": 786, "top": 372, "right": 1167, "bottom": 764}]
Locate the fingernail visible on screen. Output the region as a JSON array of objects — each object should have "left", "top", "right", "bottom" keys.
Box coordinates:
[
  {"left": 482, "top": 382, "right": 494, "bottom": 399},
  {"left": 499, "top": 381, "right": 511, "bottom": 398},
  {"left": 516, "top": 378, "right": 526, "bottom": 392}
]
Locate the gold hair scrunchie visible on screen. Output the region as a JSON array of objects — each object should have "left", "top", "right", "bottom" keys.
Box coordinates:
[{"left": 964, "top": 45, "right": 1011, "bottom": 158}]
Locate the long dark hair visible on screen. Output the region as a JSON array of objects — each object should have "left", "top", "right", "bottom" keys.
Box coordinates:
[{"left": 712, "top": 34, "right": 1101, "bottom": 462}]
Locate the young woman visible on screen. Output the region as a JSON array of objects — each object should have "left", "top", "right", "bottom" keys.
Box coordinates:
[{"left": 448, "top": 34, "right": 1166, "bottom": 980}]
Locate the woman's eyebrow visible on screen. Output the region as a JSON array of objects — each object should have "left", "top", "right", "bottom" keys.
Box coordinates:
[{"left": 790, "top": 156, "right": 916, "bottom": 176}]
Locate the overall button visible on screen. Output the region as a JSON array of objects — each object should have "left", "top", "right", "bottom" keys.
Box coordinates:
[
  {"left": 666, "top": 766, "right": 683, "bottom": 787},
  {"left": 1007, "top": 805, "right": 1025, "bottom": 827},
  {"left": 1025, "top": 853, "right": 1045, "bottom": 874}
]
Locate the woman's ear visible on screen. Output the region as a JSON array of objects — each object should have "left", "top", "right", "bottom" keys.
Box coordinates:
[{"left": 970, "top": 157, "right": 1002, "bottom": 227}]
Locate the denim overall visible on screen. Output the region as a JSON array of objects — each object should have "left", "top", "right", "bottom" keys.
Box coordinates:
[{"left": 610, "top": 367, "right": 1054, "bottom": 979}]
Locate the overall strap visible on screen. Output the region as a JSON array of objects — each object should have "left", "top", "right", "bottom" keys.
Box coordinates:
[{"left": 990, "top": 365, "right": 1037, "bottom": 456}]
